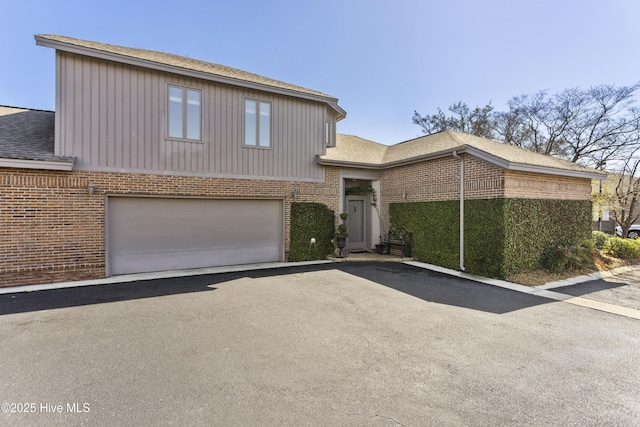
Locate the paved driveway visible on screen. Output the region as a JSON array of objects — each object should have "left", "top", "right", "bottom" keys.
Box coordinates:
[
  {"left": 1, "top": 262, "right": 639, "bottom": 426},
  {"left": 550, "top": 268, "right": 640, "bottom": 311}
]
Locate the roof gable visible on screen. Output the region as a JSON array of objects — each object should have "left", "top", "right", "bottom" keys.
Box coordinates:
[
  {"left": 321, "top": 130, "right": 604, "bottom": 179},
  {"left": 35, "top": 34, "right": 346, "bottom": 120}
]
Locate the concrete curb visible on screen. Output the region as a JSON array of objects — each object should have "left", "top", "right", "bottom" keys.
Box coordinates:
[
  {"left": 0, "top": 260, "right": 334, "bottom": 295},
  {"left": 405, "top": 261, "right": 640, "bottom": 320},
  {"left": 536, "top": 264, "right": 640, "bottom": 290}
]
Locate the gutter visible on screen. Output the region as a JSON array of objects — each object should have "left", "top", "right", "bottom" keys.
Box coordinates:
[
  {"left": 0, "top": 157, "right": 75, "bottom": 171},
  {"left": 452, "top": 151, "right": 465, "bottom": 271},
  {"left": 319, "top": 146, "right": 605, "bottom": 180}
]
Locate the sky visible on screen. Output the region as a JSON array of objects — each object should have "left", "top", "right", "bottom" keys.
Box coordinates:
[{"left": 2, "top": 0, "right": 640, "bottom": 146}]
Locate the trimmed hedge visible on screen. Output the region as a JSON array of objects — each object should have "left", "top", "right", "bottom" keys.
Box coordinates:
[
  {"left": 390, "top": 198, "right": 592, "bottom": 278},
  {"left": 390, "top": 201, "right": 460, "bottom": 269},
  {"left": 502, "top": 199, "right": 592, "bottom": 276},
  {"left": 289, "top": 202, "right": 335, "bottom": 261},
  {"left": 605, "top": 237, "right": 640, "bottom": 259}
]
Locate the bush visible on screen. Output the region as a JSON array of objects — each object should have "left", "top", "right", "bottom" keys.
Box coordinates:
[
  {"left": 605, "top": 237, "right": 640, "bottom": 259},
  {"left": 542, "top": 240, "right": 596, "bottom": 273},
  {"left": 591, "top": 231, "right": 611, "bottom": 250},
  {"left": 390, "top": 198, "right": 593, "bottom": 278},
  {"left": 289, "top": 202, "right": 335, "bottom": 261}
]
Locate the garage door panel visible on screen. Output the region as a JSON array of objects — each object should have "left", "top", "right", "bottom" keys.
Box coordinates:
[
  {"left": 108, "top": 197, "right": 283, "bottom": 275},
  {"left": 111, "top": 245, "right": 281, "bottom": 275}
]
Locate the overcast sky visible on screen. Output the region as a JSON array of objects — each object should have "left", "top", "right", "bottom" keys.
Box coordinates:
[{"left": 2, "top": 0, "right": 639, "bottom": 145}]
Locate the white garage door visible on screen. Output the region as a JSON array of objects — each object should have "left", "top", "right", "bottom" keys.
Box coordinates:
[{"left": 107, "top": 197, "right": 284, "bottom": 275}]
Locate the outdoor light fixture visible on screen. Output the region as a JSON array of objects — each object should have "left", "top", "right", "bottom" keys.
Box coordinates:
[
  {"left": 87, "top": 183, "right": 96, "bottom": 196},
  {"left": 291, "top": 188, "right": 297, "bottom": 199},
  {"left": 402, "top": 189, "right": 407, "bottom": 199}
]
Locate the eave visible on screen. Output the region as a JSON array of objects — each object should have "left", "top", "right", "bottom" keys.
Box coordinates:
[
  {"left": 35, "top": 36, "right": 346, "bottom": 120},
  {"left": 0, "top": 157, "right": 75, "bottom": 171},
  {"left": 318, "top": 145, "right": 607, "bottom": 180},
  {"left": 465, "top": 146, "right": 607, "bottom": 180}
]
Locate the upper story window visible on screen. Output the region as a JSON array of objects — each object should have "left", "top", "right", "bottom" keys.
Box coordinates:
[
  {"left": 244, "top": 99, "right": 271, "bottom": 148},
  {"left": 168, "top": 85, "right": 201, "bottom": 141},
  {"left": 325, "top": 121, "right": 330, "bottom": 146},
  {"left": 325, "top": 117, "right": 336, "bottom": 147}
]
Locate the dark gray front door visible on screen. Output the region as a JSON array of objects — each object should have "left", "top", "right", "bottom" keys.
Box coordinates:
[{"left": 346, "top": 197, "right": 366, "bottom": 251}]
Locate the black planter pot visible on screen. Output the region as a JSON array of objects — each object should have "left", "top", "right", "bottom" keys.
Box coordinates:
[{"left": 336, "top": 238, "right": 346, "bottom": 257}]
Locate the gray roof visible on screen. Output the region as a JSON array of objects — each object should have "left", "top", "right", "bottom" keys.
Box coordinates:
[
  {"left": 321, "top": 130, "right": 605, "bottom": 179},
  {"left": 35, "top": 34, "right": 346, "bottom": 120},
  {"left": 0, "top": 106, "right": 73, "bottom": 164}
]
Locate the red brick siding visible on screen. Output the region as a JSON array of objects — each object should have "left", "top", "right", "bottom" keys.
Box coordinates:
[
  {"left": 379, "top": 155, "right": 506, "bottom": 236},
  {"left": 379, "top": 154, "right": 592, "bottom": 237},
  {"left": 0, "top": 168, "right": 339, "bottom": 287}
]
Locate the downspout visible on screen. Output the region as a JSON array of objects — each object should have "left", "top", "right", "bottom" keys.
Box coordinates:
[{"left": 452, "top": 151, "right": 465, "bottom": 271}]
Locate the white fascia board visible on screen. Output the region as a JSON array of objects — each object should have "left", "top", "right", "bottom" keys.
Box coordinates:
[
  {"left": 507, "top": 162, "right": 607, "bottom": 180},
  {"left": 319, "top": 145, "right": 605, "bottom": 180},
  {"left": 0, "top": 158, "right": 75, "bottom": 171},
  {"left": 36, "top": 36, "right": 345, "bottom": 118},
  {"left": 380, "top": 147, "right": 468, "bottom": 169},
  {"left": 317, "top": 147, "right": 468, "bottom": 170},
  {"left": 316, "top": 156, "right": 381, "bottom": 169}
]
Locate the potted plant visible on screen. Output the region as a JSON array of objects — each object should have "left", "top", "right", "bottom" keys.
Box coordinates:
[{"left": 335, "top": 213, "right": 348, "bottom": 257}]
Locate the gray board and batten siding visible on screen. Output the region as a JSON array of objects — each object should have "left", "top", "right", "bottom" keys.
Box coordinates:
[{"left": 54, "top": 51, "right": 335, "bottom": 181}]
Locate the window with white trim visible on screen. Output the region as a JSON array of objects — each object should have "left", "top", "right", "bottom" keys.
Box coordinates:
[
  {"left": 168, "top": 86, "right": 201, "bottom": 141},
  {"left": 244, "top": 99, "right": 271, "bottom": 148}
]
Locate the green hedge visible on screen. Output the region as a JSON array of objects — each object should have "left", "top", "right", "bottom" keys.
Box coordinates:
[
  {"left": 502, "top": 199, "right": 592, "bottom": 275},
  {"left": 390, "top": 198, "right": 592, "bottom": 278},
  {"left": 289, "top": 202, "right": 335, "bottom": 261},
  {"left": 605, "top": 237, "right": 640, "bottom": 259},
  {"left": 390, "top": 201, "right": 460, "bottom": 269}
]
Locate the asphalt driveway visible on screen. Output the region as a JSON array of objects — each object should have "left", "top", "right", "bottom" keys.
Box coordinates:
[{"left": 1, "top": 262, "right": 639, "bottom": 426}]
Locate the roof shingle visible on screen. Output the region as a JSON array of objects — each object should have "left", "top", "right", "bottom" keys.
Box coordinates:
[
  {"left": 322, "top": 130, "right": 604, "bottom": 178},
  {"left": 0, "top": 106, "right": 73, "bottom": 163},
  {"left": 36, "top": 34, "right": 337, "bottom": 101}
]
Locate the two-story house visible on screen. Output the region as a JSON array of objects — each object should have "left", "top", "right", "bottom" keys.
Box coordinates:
[
  {"left": 1, "top": 35, "right": 346, "bottom": 285},
  {"left": 0, "top": 35, "right": 604, "bottom": 287}
]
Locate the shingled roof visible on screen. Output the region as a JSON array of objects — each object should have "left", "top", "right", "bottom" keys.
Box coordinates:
[
  {"left": 0, "top": 106, "right": 74, "bottom": 170},
  {"left": 320, "top": 130, "right": 605, "bottom": 179},
  {"left": 35, "top": 34, "right": 346, "bottom": 120}
]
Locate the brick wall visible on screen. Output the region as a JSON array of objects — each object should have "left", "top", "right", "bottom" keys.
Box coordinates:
[
  {"left": 503, "top": 170, "right": 592, "bottom": 200},
  {"left": 380, "top": 154, "right": 506, "bottom": 236},
  {"left": 0, "top": 168, "right": 339, "bottom": 287},
  {"left": 379, "top": 154, "right": 592, "bottom": 237}
]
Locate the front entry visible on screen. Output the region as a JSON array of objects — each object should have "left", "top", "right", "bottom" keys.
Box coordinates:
[{"left": 346, "top": 196, "right": 366, "bottom": 252}]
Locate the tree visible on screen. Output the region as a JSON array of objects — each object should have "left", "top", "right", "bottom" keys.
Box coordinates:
[
  {"left": 413, "top": 82, "right": 640, "bottom": 233},
  {"left": 413, "top": 82, "right": 640, "bottom": 168},
  {"left": 610, "top": 155, "right": 640, "bottom": 237},
  {"left": 412, "top": 102, "right": 495, "bottom": 139},
  {"left": 495, "top": 84, "right": 640, "bottom": 168}
]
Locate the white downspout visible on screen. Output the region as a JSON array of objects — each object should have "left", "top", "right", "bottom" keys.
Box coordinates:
[{"left": 452, "top": 151, "right": 465, "bottom": 271}]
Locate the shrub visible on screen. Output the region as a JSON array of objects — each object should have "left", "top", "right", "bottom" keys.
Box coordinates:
[
  {"left": 542, "top": 240, "right": 596, "bottom": 273},
  {"left": 390, "top": 198, "right": 593, "bottom": 278},
  {"left": 289, "top": 202, "right": 335, "bottom": 261},
  {"left": 591, "top": 231, "right": 611, "bottom": 250},
  {"left": 605, "top": 237, "right": 640, "bottom": 259}
]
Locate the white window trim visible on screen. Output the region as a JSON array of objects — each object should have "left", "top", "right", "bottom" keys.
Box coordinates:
[{"left": 167, "top": 84, "right": 202, "bottom": 142}]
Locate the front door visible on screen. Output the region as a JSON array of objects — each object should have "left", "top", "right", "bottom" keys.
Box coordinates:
[{"left": 346, "top": 197, "right": 366, "bottom": 251}]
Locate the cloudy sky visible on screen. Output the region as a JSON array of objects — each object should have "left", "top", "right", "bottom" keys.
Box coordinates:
[{"left": 2, "top": 0, "right": 639, "bottom": 145}]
